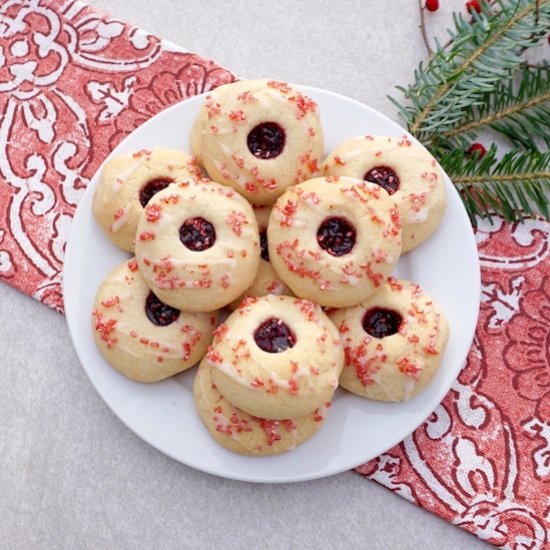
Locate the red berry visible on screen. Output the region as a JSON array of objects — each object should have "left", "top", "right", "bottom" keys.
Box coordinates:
[
  {"left": 467, "top": 143, "right": 487, "bottom": 159},
  {"left": 425, "top": 0, "right": 439, "bottom": 12},
  {"left": 466, "top": 0, "right": 482, "bottom": 14}
]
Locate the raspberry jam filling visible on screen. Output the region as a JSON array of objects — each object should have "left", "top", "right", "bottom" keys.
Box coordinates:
[
  {"left": 364, "top": 166, "right": 400, "bottom": 195},
  {"left": 145, "top": 291, "right": 180, "bottom": 326},
  {"left": 247, "top": 122, "right": 286, "bottom": 159},
  {"left": 260, "top": 230, "right": 269, "bottom": 262},
  {"left": 254, "top": 317, "right": 296, "bottom": 353},
  {"left": 139, "top": 178, "right": 174, "bottom": 207},
  {"left": 362, "top": 308, "right": 402, "bottom": 338},
  {"left": 317, "top": 217, "right": 356, "bottom": 257},
  {"left": 179, "top": 217, "right": 216, "bottom": 251}
]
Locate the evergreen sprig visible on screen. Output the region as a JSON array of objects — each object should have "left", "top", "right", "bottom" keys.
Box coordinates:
[
  {"left": 391, "top": 0, "right": 550, "bottom": 224},
  {"left": 443, "top": 64, "right": 550, "bottom": 150},
  {"left": 441, "top": 145, "right": 550, "bottom": 222}
]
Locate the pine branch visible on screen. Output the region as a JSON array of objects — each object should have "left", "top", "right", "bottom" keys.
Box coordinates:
[
  {"left": 441, "top": 146, "right": 550, "bottom": 224},
  {"left": 398, "top": 0, "right": 550, "bottom": 143},
  {"left": 391, "top": 0, "right": 550, "bottom": 223},
  {"left": 442, "top": 64, "right": 550, "bottom": 149}
]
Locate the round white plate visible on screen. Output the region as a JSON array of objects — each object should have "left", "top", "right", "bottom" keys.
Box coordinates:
[{"left": 64, "top": 86, "right": 480, "bottom": 483}]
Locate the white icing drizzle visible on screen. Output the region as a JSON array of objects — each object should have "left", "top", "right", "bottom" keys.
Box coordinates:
[
  {"left": 110, "top": 158, "right": 145, "bottom": 196},
  {"left": 406, "top": 207, "right": 429, "bottom": 224},
  {"left": 209, "top": 359, "right": 248, "bottom": 387},
  {"left": 262, "top": 89, "right": 289, "bottom": 106},
  {"left": 202, "top": 126, "right": 235, "bottom": 135},
  {"left": 109, "top": 206, "right": 131, "bottom": 233},
  {"left": 403, "top": 378, "right": 417, "bottom": 402},
  {"left": 339, "top": 149, "right": 364, "bottom": 163},
  {"left": 203, "top": 153, "right": 247, "bottom": 188}
]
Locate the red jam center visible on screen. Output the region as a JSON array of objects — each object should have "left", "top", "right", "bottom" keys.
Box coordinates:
[
  {"left": 260, "top": 230, "right": 269, "bottom": 262},
  {"left": 363, "top": 166, "right": 400, "bottom": 195},
  {"left": 145, "top": 291, "right": 180, "bottom": 326},
  {"left": 139, "top": 178, "right": 173, "bottom": 207},
  {"left": 317, "top": 217, "right": 356, "bottom": 257},
  {"left": 179, "top": 217, "right": 216, "bottom": 251},
  {"left": 362, "top": 308, "right": 402, "bottom": 338},
  {"left": 247, "top": 122, "right": 286, "bottom": 159},
  {"left": 254, "top": 317, "right": 296, "bottom": 353}
]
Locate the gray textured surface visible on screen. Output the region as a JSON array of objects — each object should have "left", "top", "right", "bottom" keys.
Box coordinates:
[{"left": 0, "top": 1, "right": 492, "bottom": 548}]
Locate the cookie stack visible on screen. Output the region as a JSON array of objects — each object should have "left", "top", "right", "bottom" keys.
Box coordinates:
[{"left": 91, "top": 79, "right": 449, "bottom": 456}]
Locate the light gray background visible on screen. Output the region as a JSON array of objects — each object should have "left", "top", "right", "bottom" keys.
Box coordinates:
[{"left": 0, "top": 1, "right": 495, "bottom": 548}]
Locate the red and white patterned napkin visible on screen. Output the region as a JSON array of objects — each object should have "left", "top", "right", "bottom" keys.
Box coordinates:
[
  {"left": 1, "top": 2, "right": 548, "bottom": 548},
  {"left": 0, "top": 0, "right": 235, "bottom": 312}
]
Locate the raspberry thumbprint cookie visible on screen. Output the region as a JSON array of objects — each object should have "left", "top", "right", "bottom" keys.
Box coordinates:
[{"left": 191, "top": 79, "right": 323, "bottom": 205}]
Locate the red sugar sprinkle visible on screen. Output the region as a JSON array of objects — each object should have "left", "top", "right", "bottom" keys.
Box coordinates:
[
  {"left": 207, "top": 347, "right": 223, "bottom": 364},
  {"left": 339, "top": 321, "right": 350, "bottom": 334},
  {"left": 254, "top": 417, "right": 282, "bottom": 446},
  {"left": 266, "top": 280, "right": 282, "bottom": 293},
  {"left": 213, "top": 323, "right": 229, "bottom": 344},
  {"left": 145, "top": 203, "right": 162, "bottom": 223},
  {"left": 390, "top": 206, "right": 401, "bottom": 229},
  {"left": 334, "top": 155, "right": 345, "bottom": 166},
  {"left": 424, "top": 343, "right": 440, "bottom": 355},
  {"left": 289, "top": 92, "right": 318, "bottom": 119},
  {"left": 277, "top": 199, "right": 297, "bottom": 227},
  {"left": 138, "top": 231, "right": 155, "bottom": 241},
  {"left": 113, "top": 207, "right": 125, "bottom": 220},
  {"left": 225, "top": 210, "right": 248, "bottom": 236},
  {"left": 266, "top": 378, "right": 279, "bottom": 394},
  {"left": 396, "top": 357, "right": 422, "bottom": 379},
  {"left": 299, "top": 152, "right": 319, "bottom": 173},
  {"left": 267, "top": 80, "right": 292, "bottom": 94},
  {"left": 160, "top": 194, "right": 180, "bottom": 205},
  {"left": 228, "top": 110, "right": 246, "bottom": 123},
  {"left": 345, "top": 343, "right": 381, "bottom": 387},
  {"left": 183, "top": 342, "right": 192, "bottom": 361},
  {"left": 204, "top": 96, "right": 221, "bottom": 119},
  {"left": 100, "top": 296, "right": 120, "bottom": 308},
  {"left": 237, "top": 90, "right": 258, "bottom": 103},
  {"left": 132, "top": 149, "right": 151, "bottom": 158},
  {"left": 220, "top": 274, "right": 230, "bottom": 289},
  {"left": 313, "top": 413, "right": 324, "bottom": 422},
  {"left": 251, "top": 377, "right": 264, "bottom": 388},
  {"left": 388, "top": 277, "right": 403, "bottom": 291},
  {"left": 92, "top": 310, "right": 118, "bottom": 348},
  {"left": 128, "top": 259, "right": 138, "bottom": 272},
  {"left": 231, "top": 153, "right": 245, "bottom": 169},
  {"left": 244, "top": 182, "right": 259, "bottom": 194},
  {"left": 282, "top": 419, "right": 297, "bottom": 432},
  {"left": 398, "top": 137, "right": 413, "bottom": 147}
]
